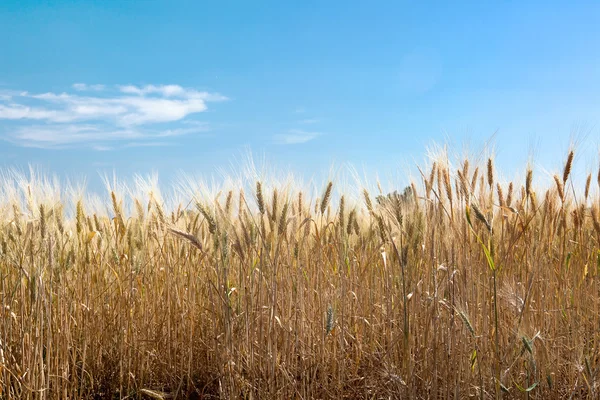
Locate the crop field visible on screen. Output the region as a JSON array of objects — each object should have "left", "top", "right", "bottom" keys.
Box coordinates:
[{"left": 1, "top": 149, "right": 600, "bottom": 399}]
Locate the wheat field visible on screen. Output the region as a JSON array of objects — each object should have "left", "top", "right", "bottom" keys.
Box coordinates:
[{"left": 1, "top": 149, "right": 600, "bottom": 399}]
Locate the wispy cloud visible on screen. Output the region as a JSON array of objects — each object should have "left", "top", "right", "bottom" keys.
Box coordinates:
[
  {"left": 92, "top": 145, "right": 113, "bottom": 151},
  {"left": 73, "top": 83, "right": 106, "bottom": 91},
  {"left": 155, "top": 123, "right": 211, "bottom": 137},
  {"left": 0, "top": 84, "right": 227, "bottom": 148},
  {"left": 274, "top": 129, "right": 320, "bottom": 145},
  {"left": 0, "top": 104, "right": 62, "bottom": 120},
  {"left": 119, "top": 84, "right": 187, "bottom": 97},
  {"left": 10, "top": 124, "right": 141, "bottom": 147},
  {"left": 124, "top": 141, "right": 176, "bottom": 148}
]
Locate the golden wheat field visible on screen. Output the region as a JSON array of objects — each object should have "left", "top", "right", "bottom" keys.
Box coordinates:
[{"left": 1, "top": 148, "right": 600, "bottom": 399}]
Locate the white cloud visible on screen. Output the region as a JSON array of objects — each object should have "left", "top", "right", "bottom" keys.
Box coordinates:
[
  {"left": 0, "top": 90, "right": 29, "bottom": 100},
  {"left": 155, "top": 124, "right": 210, "bottom": 137},
  {"left": 10, "top": 124, "right": 141, "bottom": 147},
  {"left": 117, "top": 84, "right": 227, "bottom": 101},
  {"left": 274, "top": 129, "right": 320, "bottom": 145},
  {"left": 26, "top": 90, "right": 224, "bottom": 125},
  {"left": 73, "top": 83, "right": 106, "bottom": 91},
  {"left": 0, "top": 104, "right": 62, "bottom": 120},
  {"left": 124, "top": 141, "right": 175, "bottom": 148},
  {"left": 0, "top": 84, "right": 227, "bottom": 148},
  {"left": 6, "top": 122, "right": 209, "bottom": 149},
  {"left": 119, "top": 84, "right": 185, "bottom": 97},
  {"left": 92, "top": 145, "right": 113, "bottom": 151},
  {"left": 116, "top": 96, "right": 208, "bottom": 125}
]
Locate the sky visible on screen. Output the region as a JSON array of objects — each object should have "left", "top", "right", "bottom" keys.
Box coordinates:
[{"left": 1, "top": 1, "right": 599, "bottom": 192}]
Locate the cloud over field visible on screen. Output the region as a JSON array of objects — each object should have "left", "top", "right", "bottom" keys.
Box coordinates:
[
  {"left": 0, "top": 84, "right": 226, "bottom": 148},
  {"left": 274, "top": 129, "right": 321, "bottom": 145}
]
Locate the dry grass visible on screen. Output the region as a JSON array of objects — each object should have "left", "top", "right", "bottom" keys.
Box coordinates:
[{"left": 1, "top": 150, "right": 600, "bottom": 399}]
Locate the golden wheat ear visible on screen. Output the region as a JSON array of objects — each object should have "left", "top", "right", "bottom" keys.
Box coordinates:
[
  {"left": 562, "top": 150, "right": 574, "bottom": 183},
  {"left": 167, "top": 226, "right": 203, "bottom": 251},
  {"left": 320, "top": 181, "right": 333, "bottom": 214}
]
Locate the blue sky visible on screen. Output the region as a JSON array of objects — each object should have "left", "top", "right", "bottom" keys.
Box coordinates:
[{"left": 1, "top": 1, "right": 599, "bottom": 190}]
